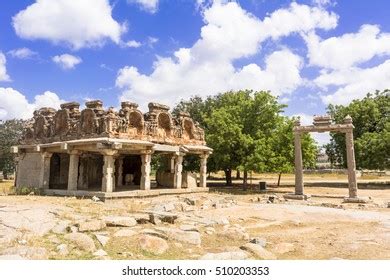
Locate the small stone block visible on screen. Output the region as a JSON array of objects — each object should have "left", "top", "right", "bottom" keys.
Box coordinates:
[
  {"left": 343, "top": 197, "right": 369, "bottom": 204},
  {"left": 283, "top": 193, "right": 310, "bottom": 200}
]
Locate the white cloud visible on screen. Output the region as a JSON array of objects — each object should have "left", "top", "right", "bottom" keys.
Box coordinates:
[
  {"left": 304, "top": 24, "right": 390, "bottom": 105},
  {"left": 127, "top": 0, "right": 159, "bottom": 13},
  {"left": 319, "top": 60, "right": 390, "bottom": 105},
  {"left": 125, "top": 40, "right": 142, "bottom": 48},
  {"left": 0, "top": 52, "right": 11, "bottom": 82},
  {"left": 12, "top": 0, "right": 125, "bottom": 49},
  {"left": 52, "top": 54, "right": 82, "bottom": 70},
  {"left": 305, "top": 25, "right": 390, "bottom": 69},
  {"left": 8, "top": 47, "right": 38, "bottom": 59},
  {"left": 0, "top": 87, "right": 64, "bottom": 120},
  {"left": 116, "top": 2, "right": 336, "bottom": 108}
]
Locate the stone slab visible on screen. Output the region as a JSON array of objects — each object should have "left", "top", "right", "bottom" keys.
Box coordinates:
[{"left": 283, "top": 193, "right": 310, "bottom": 200}]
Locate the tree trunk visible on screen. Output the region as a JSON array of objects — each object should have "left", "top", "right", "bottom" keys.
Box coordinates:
[
  {"left": 224, "top": 169, "right": 232, "bottom": 186},
  {"left": 243, "top": 170, "right": 248, "bottom": 190},
  {"left": 236, "top": 170, "right": 241, "bottom": 179},
  {"left": 277, "top": 172, "right": 282, "bottom": 186}
]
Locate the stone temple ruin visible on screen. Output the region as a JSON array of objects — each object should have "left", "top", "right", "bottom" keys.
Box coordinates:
[{"left": 12, "top": 100, "right": 212, "bottom": 199}]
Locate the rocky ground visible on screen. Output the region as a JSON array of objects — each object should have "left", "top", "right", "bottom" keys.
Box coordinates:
[{"left": 0, "top": 186, "right": 389, "bottom": 260}]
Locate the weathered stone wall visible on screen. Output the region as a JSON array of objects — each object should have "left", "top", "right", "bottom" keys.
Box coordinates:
[
  {"left": 16, "top": 153, "right": 42, "bottom": 188},
  {"left": 21, "top": 101, "right": 206, "bottom": 146}
]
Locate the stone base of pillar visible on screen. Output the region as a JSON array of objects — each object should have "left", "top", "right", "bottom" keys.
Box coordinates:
[
  {"left": 283, "top": 193, "right": 310, "bottom": 200},
  {"left": 343, "top": 196, "right": 370, "bottom": 203}
]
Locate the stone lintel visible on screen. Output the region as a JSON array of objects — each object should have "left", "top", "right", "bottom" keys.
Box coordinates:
[
  {"left": 283, "top": 193, "right": 310, "bottom": 200},
  {"left": 293, "top": 124, "right": 354, "bottom": 133},
  {"left": 33, "top": 145, "right": 41, "bottom": 152}
]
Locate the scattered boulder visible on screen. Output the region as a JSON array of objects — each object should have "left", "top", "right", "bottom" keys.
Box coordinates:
[
  {"left": 156, "top": 227, "right": 201, "bottom": 245},
  {"left": 241, "top": 243, "right": 276, "bottom": 260},
  {"left": 204, "top": 227, "right": 216, "bottom": 235},
  {"left": 179, "top": 224, "right": 199, "bottom": 232},
  {"left": 56, "top": 244, "right": 69, "bottom": 256},
  {"left": 163, "top": 203, "right": 175, "bottom": 212},
  {"left": 52, "top": 221, "right": 70, "bottom": 234},
  {"left": 219, "top": 226, "right": 249, "bottom": 241},
  {"left": 94, "top": 233, "right": 110, "bottom": 247},
  {"left": 184, "top": 197, "right": 200, "bottom": 206},
  {"left": 64, "top": 233, "right": 96, "bottom": 252},
  {"left": 132, "top": 213, "right": 150, "bottom": 224},
  {"left": 250, "top": 237, "right": 267, "bottom": 247},
  {"left": 78, "top": 220, "right": 106, "bottom": 232},
  {"left": 91, "top": 196, "right": 100, "bottom": 202},
  {"left": 104, "top": 216, "right": 137, "bottom": 227},
  {"left": 214, "top": 217, "right": 230, "bottom": 225},
  {"left": 141, "top": 229, "right": 168, "bottom": 240},
  {"left": 138, "top": 234, "right": 169, "bottom": 255},
  {"left": 148, "top": 211, "right": 178, "bottom": 224},
  {"left": 113, "top": 229, "right": 137, "bottom": 237},
  {"left": 199, "top": 251, "right": 248, "bottom": 260},
  {"left": 272, "top": 243, "right": 295, "bottom": 254}
]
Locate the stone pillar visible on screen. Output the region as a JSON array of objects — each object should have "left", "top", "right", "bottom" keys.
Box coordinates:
[
  {"left": 117, "top": 157, "right": 123, "bottom": 188},
  {"left": 102, "top": 151, "right": 116, "bottom": 193},
  {"left": 173, "top": 154, "right": 184, "bottom": 189},
  {"left": 345, "top": 130, "right": 358, "bottom": 198},
  {"left": 294, "top": 132, "right": 304, "bottom": 195},
  {"left": 140, "top": 152, "right": 152, "bottom": 190},
  {"left": 67, "top": 151, "right": 80, "bottom": 191},
  {"left": 77, "top": 157, "right": 85, "bottom": 190},
  {"left": 39, "top": 152, "right": 52, "bottom": 189},
  {"left": 199, "top": 154, "right": 208, "bottom": 188},
  {"left": 170, "top": 156, "right": 175, "bottom": 173}
]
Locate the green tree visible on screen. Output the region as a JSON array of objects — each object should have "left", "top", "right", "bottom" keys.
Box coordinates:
[
  {"left": 174, "top": 90, "right": 317, "bottom": 185},
  {"left": 0, "top": 119, "right": 25, "bottom": 177},
  {"left": 326, "top": 90, "right": 390, "bottom": 169}
]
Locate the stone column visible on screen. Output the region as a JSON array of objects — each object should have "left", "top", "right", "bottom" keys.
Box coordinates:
[
  {"left": 173, "top": 154, "right": 184, "bottom": 189},
  {"left": 67, "top": 151, "right": 80, "bottom": 191},
  {"left": 199, "top": 154, "right": 208, "bottom": 188},
  {"left": 102, "top": 151, "right": 116, "bottom": 193},
  {"left": 117, "top": 157, "right": 123, "bottom": 188},
  {"left": 170, "top": 156, "right": 175, "bottom": 173},
  {"left": 345, "top": 130, "right": 358, "bottom": 198},
  {"left": 294, "top": 132, "right": 304, "bottom": 195},
  {"left": 39, "top": 152, "right": 52, "bottom": 189},
  {"left": 140, "top": 152, "right": 152, "bottom": 190}
]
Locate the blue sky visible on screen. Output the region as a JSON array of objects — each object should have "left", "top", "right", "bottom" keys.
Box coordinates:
[{"left": 0, "top": 0, "right": 390, "bottom": 145}]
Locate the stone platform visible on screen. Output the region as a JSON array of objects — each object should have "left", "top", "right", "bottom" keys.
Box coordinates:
[{"left": 43, "top": 187, "right": 209, "bottom": 200}]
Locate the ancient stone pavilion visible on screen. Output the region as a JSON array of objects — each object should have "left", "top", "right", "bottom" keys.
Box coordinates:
[{"left": 12, "top": 100, "right": 212, "bottom": 199}]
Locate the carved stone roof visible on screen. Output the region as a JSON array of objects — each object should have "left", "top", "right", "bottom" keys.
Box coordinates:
[{"left": 21, "top": 100, "right": 206, "bottom": 146}]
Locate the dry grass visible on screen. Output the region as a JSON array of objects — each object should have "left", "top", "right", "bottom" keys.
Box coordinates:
[{"left": 0, "top": 180, "right": 14, "bottom": 195}]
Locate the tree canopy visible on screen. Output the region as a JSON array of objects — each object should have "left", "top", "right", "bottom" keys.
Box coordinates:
[
  {"left": 326, "top": 89, "right": 390, "bottom": 170},
  {"left": 174, "top": 90, "right": 317, "bottom": 185},
  {"left": 0, "top": 119, "right": 25, "bottom": 177}
]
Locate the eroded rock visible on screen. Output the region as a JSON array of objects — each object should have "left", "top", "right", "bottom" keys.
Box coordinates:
[
  {"left": 64, "top": 233, "right": 96, "bottom": 252},
  {"left": 104, "top": 216, "right": 137, "bottom": 227},
  {"left": 138, "top": 234, "right": 169, "bottom": 255},
  {"left": 241, "top": 243, "right": 276, "bottom": 260}
]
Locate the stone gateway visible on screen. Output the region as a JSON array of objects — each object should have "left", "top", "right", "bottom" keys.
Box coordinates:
[{"left": 12, "top": 101, "right": 212, "bottom": 199}]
